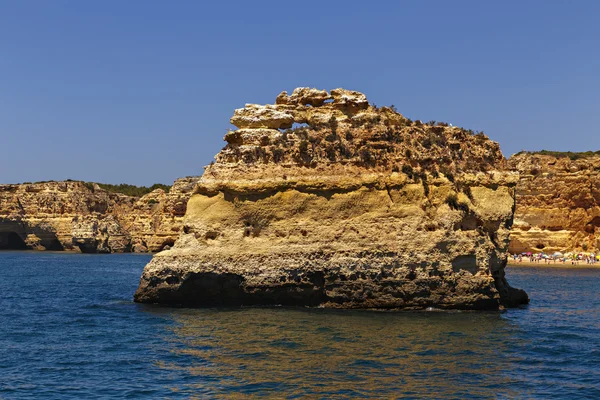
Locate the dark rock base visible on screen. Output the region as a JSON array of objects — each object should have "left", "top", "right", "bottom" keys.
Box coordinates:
[{"left": 134, "top": 253, "right": 529, "bottom": 310}]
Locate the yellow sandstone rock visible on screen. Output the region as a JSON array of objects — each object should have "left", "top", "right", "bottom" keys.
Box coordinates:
[
  {"left": 0, "top": 178, "right": 199, "bottom": 253},
  {"left": 508, "top": 153, "right": 600, "bottom": 254},
  {"left": 134, "top": 88, "right": 528, "bottom": 309}
]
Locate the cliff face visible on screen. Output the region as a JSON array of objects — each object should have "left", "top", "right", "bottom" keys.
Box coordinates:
[
  {"left": 0, "top": 178, "right": 199, "bottom": 253},
  {"left": 124, "top": 177, "right": 200, "bottom": 253},
  {"left": 508, "top": 153, "right": 600, "bottom": 253},
  {"left": 134, "top": 87, "right": 528, "bottom": 310},
  {"left": 0, "top": 181, "right": 132, "bottom": 251}
]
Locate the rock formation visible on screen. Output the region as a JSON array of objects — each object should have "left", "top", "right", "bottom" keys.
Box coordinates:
[
  {"left": 508, "top": 153, "right": 600, "bottom": 254},
  {"left": 125, "top": 177, "right": 200, "bottom": 252},
  {"left": 134, "top": 87, "right": 528, "bottom": 310},
  {"left": 0, "top": 177, "right": 199, "bottom": 253}
]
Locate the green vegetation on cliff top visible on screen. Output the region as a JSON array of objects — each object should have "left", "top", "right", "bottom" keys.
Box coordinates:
[
  {"left": 516, "top": 150, "right": 600, "bottom": 160},
  {"left": 19, "top": 180, "right": 171, "bottom": 197},
  {"left": 91, "top": 182, "right": 171, "bottom": 197}
]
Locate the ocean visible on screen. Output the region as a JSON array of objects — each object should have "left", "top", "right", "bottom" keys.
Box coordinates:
[{"left": 0, "top": 252, "right": 598, "bottom": 399}]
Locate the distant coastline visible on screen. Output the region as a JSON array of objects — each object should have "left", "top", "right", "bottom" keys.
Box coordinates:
[{"left": 0, "top": 178, "right": 200, "bottom": 253}]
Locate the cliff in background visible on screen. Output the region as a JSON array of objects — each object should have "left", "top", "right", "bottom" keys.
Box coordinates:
[
  {"left": 135, "top": 87, "right": 528, "bottom": 310},
  {"left": 0, "top": 177, "right": 199, "bottom": 253},
  {"left": 509, "top": 153, "right": 600, "bottom": 253}
]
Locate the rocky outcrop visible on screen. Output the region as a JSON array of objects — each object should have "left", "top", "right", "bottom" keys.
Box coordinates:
[
  {"left": 0, "top": 177, "right": 200, "bottom": 253},
  {"left": 0, "top": 181, "right": 132, "bottom": 251},
  {"left": 508, "top": 153, "right": 600, "bottom": 253},
  {"left": 123, "top": 177, "right": 200, "bottom": 252},
  {"left": 134, "top": 87, "right": 528, "bottom": 310},
  {"left": 72, "top": 215, "right": 132, "bottom": 253}
]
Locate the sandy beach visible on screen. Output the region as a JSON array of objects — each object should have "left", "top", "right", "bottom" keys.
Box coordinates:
[{"left": 508, "top": 259, "right": 600, "bottom": 268}]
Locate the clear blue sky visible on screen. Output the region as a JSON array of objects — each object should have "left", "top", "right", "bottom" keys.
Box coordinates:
[{"left": 1, "top": 1, "right": 599, "bottom": 185}]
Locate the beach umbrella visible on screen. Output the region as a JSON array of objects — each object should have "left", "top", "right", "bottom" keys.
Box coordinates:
[
  {"left": 526, "top": 252, "right": 532, "bottom": 256},
  {"left": 553, "top": 252, "right": 563, "bottom": 257}
]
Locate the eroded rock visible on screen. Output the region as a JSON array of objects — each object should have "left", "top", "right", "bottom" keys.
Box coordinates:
[
  {"left": 276, "top": 87, "right": 331, "bottom": 106},
  {"left": 508, "top": 153, "right": 600, "bottom": 253},
  {"left": 0, "top": 177, "right": 200, "bottom": 253},
  {"left": 230, "top": 104, "right": 295, "bottom": 129},
  {"left": 135, "top": 88, "right": 528, "bottom": 310}
]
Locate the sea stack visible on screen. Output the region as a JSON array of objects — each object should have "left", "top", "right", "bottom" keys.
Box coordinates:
[{"left": 134, "top": 88, "right": 528, "bottom": 309}]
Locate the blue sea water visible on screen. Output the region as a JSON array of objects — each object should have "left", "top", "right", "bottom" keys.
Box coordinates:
[{"left": 0, "top": 252, "right": 598, "bottom": 399}]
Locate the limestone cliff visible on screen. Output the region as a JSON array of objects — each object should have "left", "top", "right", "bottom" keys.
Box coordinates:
[
  {"left": 508, "top": 153, "right": 600, "bottom": 253},
  {"left": 124, "top": 177, "right": 200, "bottom": 252},
  {"left": 134, "top": 87, "right": 528, "bottom": 309},
  {"left": 0, "top": 177, "right": 199, "bottom": 253}
]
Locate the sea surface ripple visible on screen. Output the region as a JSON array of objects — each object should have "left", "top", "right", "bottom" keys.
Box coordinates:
[{"left": 0, "top": 252, "right": 598, "bottom": 399}]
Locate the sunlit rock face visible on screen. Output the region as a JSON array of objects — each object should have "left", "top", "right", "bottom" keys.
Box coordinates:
[
  {"left": 0, "top": 181, "right": 133, "bottom": 252},
  {"left": 0, "top": 178, "right": 199, "bottom": 253},
  {"left": 508, "top": 153, "right": 600, "bottom": 254},
  {"left": 134, "top": 87, "right": 528, "bottom": 309},
  {"left": 124, "top": 177, "right": 200, "bottom": 253}
]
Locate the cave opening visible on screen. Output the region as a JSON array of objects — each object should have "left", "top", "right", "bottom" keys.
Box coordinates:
[
  {"left": 588, "top": 216, "right": 600, "bottom": 227},
  {"left": 160, "top": 239, "right": 175, "bottom": 251},
  {"left": 584, "top": 217, "right": 600, "bottom": 234},
  {"left": 0, "top": 232, "right": 28, "bottom": 250},
  {"left": 44, "top": 239, "right": 65, "bottom": 251}
]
